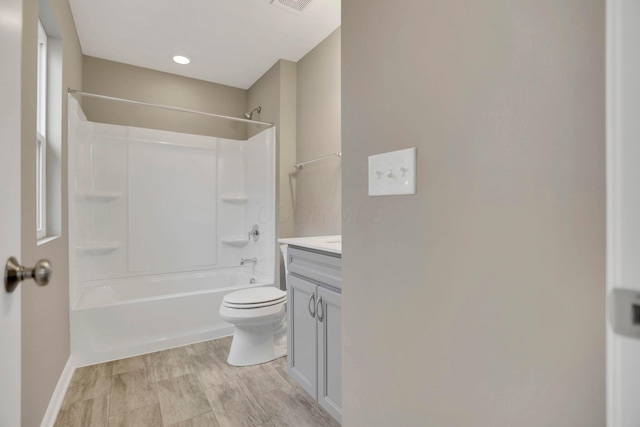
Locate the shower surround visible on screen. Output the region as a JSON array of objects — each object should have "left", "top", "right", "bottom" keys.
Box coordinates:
[{"left": 67, "top": 97, "right": 276, "bottom": 366}]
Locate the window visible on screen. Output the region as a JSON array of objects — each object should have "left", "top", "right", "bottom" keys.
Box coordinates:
[
  {"left": 36, "top": 19, "right": 47, "bottom": 239},
  {"left": 36, "top": 3, "right": 63, "bottom": 245}
]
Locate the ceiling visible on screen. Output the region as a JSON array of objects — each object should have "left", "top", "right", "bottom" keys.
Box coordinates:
[{"left": 68, "top": 0, "right": 341, "bottom": 90}]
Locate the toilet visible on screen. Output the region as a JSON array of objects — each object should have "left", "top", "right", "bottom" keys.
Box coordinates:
[{"left": 219, "top": 245, "right": 290, "bottom": 366}]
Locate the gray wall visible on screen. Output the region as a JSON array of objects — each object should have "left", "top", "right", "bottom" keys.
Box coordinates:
[
  {"left": 82, "top": 56, "right": 248, "bottom": 140},
  {"left": 342, "top": 1, "right": 605, "bottom": 426},
  {"left": 21, "top": 0, "right": 82, "bottom": 425},
  {"left": 295, "top": 28, "right": 341, "bottom": 237}
]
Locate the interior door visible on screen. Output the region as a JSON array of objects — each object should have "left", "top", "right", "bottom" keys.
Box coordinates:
[
  {"left": 0, "top": 0, "right": 24, "bottom": 425},
  {"left": 607, "top": 1, "right": 640, "bottom": 425}
]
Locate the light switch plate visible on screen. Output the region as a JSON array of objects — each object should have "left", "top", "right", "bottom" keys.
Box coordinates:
[
  {"left": 368, "top": 147, "right": 416, "bottom": 196},
  {"left": 611, "top": 288, "right": 640, "bottom": 340}
]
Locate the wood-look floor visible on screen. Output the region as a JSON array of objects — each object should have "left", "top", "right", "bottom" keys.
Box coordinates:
[{"left": 54, "top": 337, "right": 340, "bottom": 427}]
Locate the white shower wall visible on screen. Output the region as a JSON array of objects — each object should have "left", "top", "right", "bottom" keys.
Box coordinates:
[{"left": 67, "top": 97, "right": 276, "bottom": 363}]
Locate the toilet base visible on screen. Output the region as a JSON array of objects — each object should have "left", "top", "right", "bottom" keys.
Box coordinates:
[{"left": 226, "top": 318, "right": 287, "bottom": 366}]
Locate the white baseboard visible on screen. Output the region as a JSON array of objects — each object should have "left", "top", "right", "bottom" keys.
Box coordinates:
[{"left": 40, "top": 356, "right": 75, "bottom": 427}]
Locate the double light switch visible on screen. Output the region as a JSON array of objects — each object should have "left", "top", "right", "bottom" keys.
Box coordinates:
[{"left": 368, "top": 147, "right": 416, "bottom": 196}]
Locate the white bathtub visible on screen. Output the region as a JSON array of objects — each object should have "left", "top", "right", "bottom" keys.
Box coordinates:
[{"left": 71, "top": 269, "right": 272, "bottom": 366}]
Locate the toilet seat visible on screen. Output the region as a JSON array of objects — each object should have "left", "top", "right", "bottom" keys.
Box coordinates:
[
  {"left": 223, "top": 287, "right": 286, "bottom": 309},
  {"left": 223, "top": 298, "right": 286, "bottom": 309},
  {"left": 220, "top": 296, "right": 286, "bottom": 325}
]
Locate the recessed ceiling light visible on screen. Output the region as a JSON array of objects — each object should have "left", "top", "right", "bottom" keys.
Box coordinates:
[{"left": 172, "top": 55, "right": 191, "bottom": 65}]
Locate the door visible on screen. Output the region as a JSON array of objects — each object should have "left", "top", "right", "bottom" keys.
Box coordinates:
[
  {"left": 287, "top": 275, "right": 317, "bottom": 397},
  {"left": 317, "top": 286, "right": 342, "bottom": 423},
  {"left": 0, "top": 0, "right": 23, "bottom": 425},
  {"left": 607, "top": 1, "right": 640, "bottom": 425}
]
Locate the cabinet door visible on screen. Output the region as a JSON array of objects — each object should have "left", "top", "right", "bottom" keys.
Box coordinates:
[
  {"left": 317, "top": 286, "right": 342, "bottom": 423},
  {"left": 287, "top": 275, "right": 318, "bottom": 398}
]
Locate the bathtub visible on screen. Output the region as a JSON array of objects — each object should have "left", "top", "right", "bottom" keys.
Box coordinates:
[{"left": 71, "top": 269, "right": 272, "bottom": 366}]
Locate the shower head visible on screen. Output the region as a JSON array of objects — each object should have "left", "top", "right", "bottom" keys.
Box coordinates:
[{"left": 243, "top": 106, "right": 262, "bottom": 120}]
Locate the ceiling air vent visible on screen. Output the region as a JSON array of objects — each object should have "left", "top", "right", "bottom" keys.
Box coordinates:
[{"left": 271, "top": 0, "right": 313, "bottom": 14}]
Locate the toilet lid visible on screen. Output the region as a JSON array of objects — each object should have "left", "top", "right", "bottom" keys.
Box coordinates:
[{"left": 223, "top": 287, "right": 286, "bottom": 308}]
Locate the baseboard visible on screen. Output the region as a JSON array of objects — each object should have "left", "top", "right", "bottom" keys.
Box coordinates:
[{"left": 40, "top": 356, "right": 75, "bottom": 427}]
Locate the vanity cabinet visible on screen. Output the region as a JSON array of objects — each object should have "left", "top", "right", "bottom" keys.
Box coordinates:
[{"left": 287, "top": 246, "right": 342, "bottom": 424}]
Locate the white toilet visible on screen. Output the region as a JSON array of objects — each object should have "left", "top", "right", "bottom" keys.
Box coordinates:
[{"left": 219, "top": 245, "right": 289, "bottom": 366}]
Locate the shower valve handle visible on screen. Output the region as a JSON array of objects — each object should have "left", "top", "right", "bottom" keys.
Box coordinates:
[{"left": 249, "top": 224, "right": 260, "bottom": 242}]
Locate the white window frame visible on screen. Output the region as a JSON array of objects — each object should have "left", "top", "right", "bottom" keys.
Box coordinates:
[{"left": 36, "top": 19, "right": 47, "bottom": 239}]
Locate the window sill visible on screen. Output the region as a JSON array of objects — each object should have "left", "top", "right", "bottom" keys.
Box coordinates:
[{"left": 37, "top": 235, "right": 60, "bottom": 247}]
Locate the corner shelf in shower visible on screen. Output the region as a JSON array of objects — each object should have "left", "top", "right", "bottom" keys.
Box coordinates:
[
  {"left": 76, "top": 241, "right": 122, "bottom": 255},
  {"left": 221, "top": 194, "right": 248, "bottom": 204},
  {"left": 221, "top": 237, "right": 249, "bottom": 247},
  {"left": 75, "top": 191, "right": 123, "bottom": 202}
]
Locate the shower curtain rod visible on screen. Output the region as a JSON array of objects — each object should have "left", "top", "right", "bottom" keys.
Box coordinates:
[
  {"left": 67, "top": 89, "right": 274, "bottom": 127},
  {"left": 294, "top": 152, "right": 342, "bottom": 169}
]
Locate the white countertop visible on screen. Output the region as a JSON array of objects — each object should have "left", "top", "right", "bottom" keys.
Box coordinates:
[{"left": 278, "top": 235, "right": 342, "bottom": 255}]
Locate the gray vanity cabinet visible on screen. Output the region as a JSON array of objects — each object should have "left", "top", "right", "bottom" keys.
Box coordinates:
[
  {"left": 287, "top": 246, "right": 342, "bottom": 424},
  {"left": 316, "top": 285, "right": 342, "bottom": 420},
  {"left": 287, "top": 275, "right": 318, "bottom": 396}
]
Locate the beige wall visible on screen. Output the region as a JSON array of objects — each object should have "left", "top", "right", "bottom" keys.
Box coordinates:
[
  {"left": 248, "top": 60, "right": 297, "bottom": 288},
  {"left": 247, "top": 61, "right": 281, "bottom": 140},
  {"left": 342, "top": 1, "right": 605, "bottom": 426},
  {"left": 82, "top": 56, "right": 248, "bottom": 140},
  {"left": 295, "top": 28, "right": 341, "bottom": 237},
  {"left": 248, "top": 60, "right": 296, "bottom": 241},
  {"left": 279, "top": 61, "right": 298, "bottom": 238},
  {"left": 21, "top": 0, "right": 82, "bottom": 425},
  {"left": 83, "top": 31, "right": 339, "bottom": 241}
]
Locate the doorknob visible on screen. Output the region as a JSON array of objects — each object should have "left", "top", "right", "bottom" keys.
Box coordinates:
[{"left": 4, "top": 257, "right": 52, "bottom": 293}]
